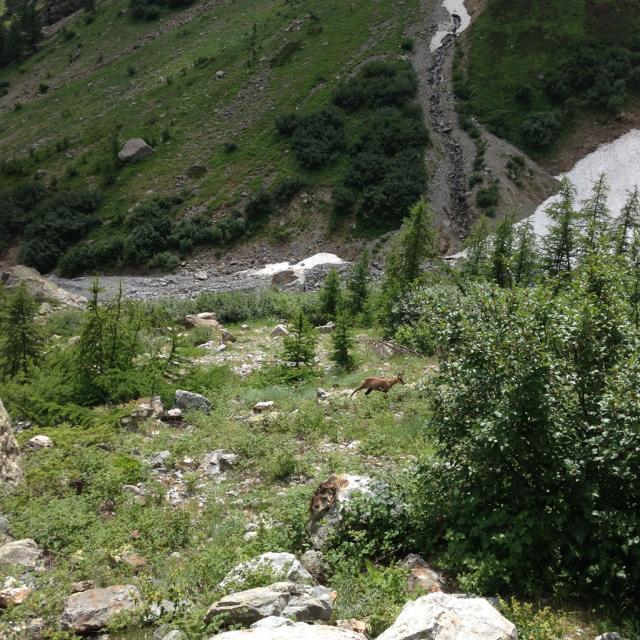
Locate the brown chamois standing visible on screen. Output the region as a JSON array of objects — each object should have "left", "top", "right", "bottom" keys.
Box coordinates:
[{"left": 350, "top": 373, "right": 405, "bottom": 397}]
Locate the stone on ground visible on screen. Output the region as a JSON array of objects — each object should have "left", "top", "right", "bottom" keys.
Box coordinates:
[
  {"left": 219, "top": 552, "right": 313, "bottom": 590},
  {"left": 0, "top": 539, "right": 42, "bottom": 571},
  {"left": 26, "top": 435, "right": 53, "bottom": 450},
  {"left": 401, "top": 554, "right": 447, "bottom": 593},
  {"left": 200, "top": 450, "right": 238, "bottom": 475},
  {"left": 174, "top": 389, "right": 211, "bottom": 412},
  {"left": 376, "top": 592, "right": 517, "bottom": 640},
  {"left": 208, "top": 622, "right": 366, "bottom": 639},
  {"left": 0, "top": 265, "right": 86, "bottom": 308},
  {"left": 253, "top": 401, "right": 274, "bottom": 413},
  {"left": 184, "top": 313, "right": 223, "bottom": 330},
  {"left": 118, "top": 138, "right": 153, "bottom": 162},
  {"left": 60, "top": 584, "right": 142, "bottom": 634},
  {"left": 0, "top": 577, "right": 32, "bottom": 608},
  {"left": 270, "top": 324, "right": 289, "bottom": 337},
  {"left": 205, "top": 582, "right": 333, "bottom": 625},
  {"left": 0, "top": 400, "right": 22, "bottom": 488}
]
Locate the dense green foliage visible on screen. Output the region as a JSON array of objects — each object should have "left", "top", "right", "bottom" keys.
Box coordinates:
[
  {"left": 0, "top": 0, "right": 41, "bottom": 68},
  {"left": 465, "top": 0, "right": 640, "bottom": 152}
]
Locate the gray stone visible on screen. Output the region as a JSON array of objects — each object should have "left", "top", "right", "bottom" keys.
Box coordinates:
[
  {"left": 118, "top": 139, "right": 153, "bottom": 163},
  {"left": 174, "top": 390, "right": 211, "bottom": 413},
  {"left": 219, "top": 553, "right": 313, "bottom": 590},
  {"left": 208, "top": 622, "right": 366, "bottom": 639},
  {"left": 150, "top": 451, "right": 171, "bottom": 469},
  {"left": 0, "top": 539, "right": 42, "bottom": 571},
  {"left": 299, "top": 550, "right": 327, "bottom": 583},
  {"left": 205, "top": 582, "right": 333, "bottom": 626},
  {"left": 200, "top": 451, "right": 238, "bottom": 476},
  {"left": 376, "top": 592, "right": 517, "bottom": 640},
  {"left": 60, "top": 585, "right": 142, "bottom": 634},
  {"left": 270, "top": 324, "right": 289, "bottom": 338},
  {"left": 184, "top": 313, "right": 223, "bottom": 330},
  {"left": 26, "top": 435, "right": 53, "bottom": 450},
  {"left": 401, "top": 554, "right": 447, "bottom": 593},
  {"left": 250, "top": 616, "right": 294, "bottom": 629},
  {"left": 0, "top": 400, "right": 21, "bottom": 488},
  {"left": 1, "top": 265, "right": 86, "bottom": 308},
  {"left": 253, "top": 401, "right": 274, "bottom": 413},
  {"left": 194, "top": 270, "right": 208, "bottom": 281},
  {"left": 0, "top": 577, "right": 32, "bottom": 608}
]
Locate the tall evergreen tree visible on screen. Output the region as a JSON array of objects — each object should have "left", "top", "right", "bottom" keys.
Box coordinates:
[
  {"left": 463, "top": 215, "right": 491, "bottom": 278},
  {"left": 318, "top": 268, "right": 342, "bottom": 321},
  {"left": 614, "top": 186, "right": 640, "bottom": 255},
  {"left": 331, "top": 303, "right": 355, "bottom": 371},
  {"left": 490, "top": 213, "right": 514, "bottom": 288},
  {"left": 511, "top": 219, "right": 538, "bottom": 286},
  {"left": 579, "top": 173, "right": 611, "bottom": 255},
  {"left": 347, "top": 249, "right": 370, "bottom": 316},
  {"left": 282, "top": 309, "right": 317, "bottom": 368},
  {"left": 0, "top": 284, "right": 42, "bottom": 379},
  {"left": 543, "top": 177, "right": 577, "bottom": 277}
]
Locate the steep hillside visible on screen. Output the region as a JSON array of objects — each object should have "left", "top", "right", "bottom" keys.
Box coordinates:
[
  {"left": 462, "top": 0, "right": 640, "bottom": 169},
  {"left": 0, "top": 0, "right": 422, "bottom": 273}
]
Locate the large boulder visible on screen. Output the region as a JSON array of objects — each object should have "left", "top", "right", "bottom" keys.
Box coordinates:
[
  {"left": 0, "top": 265, "right": 86, "bottom": 308},
  {"left": 118, "top": 139, "right": 153, "bottom": 163},
  {"left": 60, "top": 584, "right": 142, "bottom": 634},
  {"left": 205, "top": 582, "right": 333, "bottom": 626},
  {"left": 376, "top": 593, "right": 517, "bottom": 640},
  {"left": 401, "top": 554, "right": 447, "bottom": 593},
  {"left": 0, "top": 577, "right": 32, "bottom": 608},
  {"left": 219, "top": 553, "right": 313, "bottom": 590},
  {"left": 174, "top": 390, "right": 211, "bottom": 413},
  {"left": 184, "top": 313, "right": 223, "bottom": 330},
  {"left": 0, "top": 539, "right": 42, "bottom": 571},
  {"left": 208, "top": 622, "right": 366, "bottom": 640},
  {"left": 0, "top": 400, "right": 22, "bottom": 489}
]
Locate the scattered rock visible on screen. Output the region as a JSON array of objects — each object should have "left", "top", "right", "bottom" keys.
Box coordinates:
[
  {"left": 174, "top": 390, "right": 211, "bottom": 413},
  {"left": 241, "top": 324, "right": 249, "bottom": 330},
  {"left": 1, "top": 265, "right": 86, "bottom": 308},
  {"left": 0, "top": 539, "right": 42, "bottom": 571},
  {"left": 163, "top": 408, "right": 183, "bottom": 421},
  {"left": 0, "top": 400, "right": 22, "bottom": 488},
  {"left": 270, "top": 324, "right": 289, "bottom": 338},
  {"left": 253, "top": 401, "right": 275, "bottom": 413},
  {"left": 376, "top": 592, "right": 517, "bottom": 640},
  {"left": 123, "top": 395, "right": 166, "bottom": 427},
  {"left": 0, "top": 577, "right": 32, "bottom": 608},
  {"left": 118, "top": 138, "right": 153, "bottom": 163},
  {"left": 150, "top": 451, "right": 171, "bottom": 469},
  {"left": 199, "top": 450, "right": 238, "bottom": 475},
  {"left": 316, "top": 322, "right": 336, "bottom": 334},
  {"left": 401, "top": 554, "right": 447, "bottom": 593},
  {"left": 299, "top": 550, "right": 327, "bottom": 584},
  {"left": 208, "top": 621, "right": 366, "bottom": 639},
  {"left": 194, "top": 270, "right": 208, "bottom": 281},
  {"left": 60, "top": 585, "right": 142, "bottom": 634},
  {"left": 26, "top": 435, "right": 53, "bottom": 450},
  {"left": 71, "top": 580, "right": 96, "bottom": 593},
  {"left": 221, "top": 330, "right": 237, "bottom": 343},
  {"left": 205, "top": 582, "right": 333, "bottom": 626},
  {"left": 183, "top": 313, "right": 223, "bottom": 330},
  {"left": 219, "top": 553, "right": 314, "bottom": 590},
  {"left": 216, "top": 70, "right": 226, "bottom": 78}
]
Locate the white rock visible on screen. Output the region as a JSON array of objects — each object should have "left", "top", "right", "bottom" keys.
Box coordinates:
[
  {"left": 250, "top": 616, "right": 295, "bottom": 629},
  {"left": 219, "top": 553, "right": 313, "bottom": 590},
  {"left": 270, "top": 324, "right": 289, "bottom": 338},
  {"left": 194, "top": 270, "right": 208, "bottom": 281},
  {"left": 376, "top": 592, "right": 517, "bottom": 640},
  {"left": 253, "top": 401, "right": 275, "bottom": 413},
  {"left": 200, "top": 450, "right": 238, "bottom": 475},
  {"left": 0, "top": 539, "right": 42, "bottom": 571},
  {"left": 209, "top": 621, "right": 366, "bottom": 639},
  {"left": 27, "top": 435, "right": 53, "bottom": 450}
]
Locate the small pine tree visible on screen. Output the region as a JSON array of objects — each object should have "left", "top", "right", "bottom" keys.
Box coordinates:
[
  {"left": 74, "top": 279, "right": 105, "bottom": 400},
  {"left": 318, "top": 268, "right": 342, "bottom": 321},
  {"left": 614, "top": 186, "right": 640, "bottom": 255},
  {"left": 490, "top": 213, "right": 514, "bottom": 288},
  {"left": 579, "top": 173, "right": 611, "bottom": 255},
  {"left": 282, "top": 310, "right": 317, "bottom": 368},
  {"left": 544, "top": 177, "right": 578, "bottom": 277},
  {"left": 511, "top": 219, "right": 538, "bottom": 286},
  {"left": 463, "top": 215, "right": 491, "bottom": 277},
  {"left": 347, "top": 249, "right": 370, "bottom": 316},
  {"left": 331, "top": 304, "right": 355, "bottom": 370},
  {"left": 0, "top": 284, "right": 42, "bottom": 379}
]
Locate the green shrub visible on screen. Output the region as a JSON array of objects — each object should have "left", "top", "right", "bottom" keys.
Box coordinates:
[{"left": 290, "top": 108, "right": 345, "bottom": 170}]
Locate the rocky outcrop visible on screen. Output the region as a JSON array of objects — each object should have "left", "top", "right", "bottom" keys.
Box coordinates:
[
  {"left": 0, "top": 400, "right": 22, "bottom": 489},
  {"left": 174, "top": 390, "right": 211, "bottom": 413},
  {"left": 376, "top": 592, "right": 517, "bottom": 640},
  {"left": 60, "top": 585, "right": 142, "bottom": 634},
  {"left": 0, "top": 539, "right": 42, "bottom": 571},
  {"left": 118, "top": 139, "right": 153, "bottom": 163},
  {"left": 219, "top": 553, "right": 313, "bottom": 590},
  {"left": 205, "top": 582, "right": 333, "bottom": 626},
  {"left": 208, "top": 622, "right": 366, "bottom": 640},
  {"left": 1, "top": 265, "right": 86, "bottom": 307}
]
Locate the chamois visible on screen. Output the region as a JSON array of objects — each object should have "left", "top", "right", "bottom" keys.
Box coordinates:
[{"left": 350, "top": 373, "right": 405, "bottom": 397}]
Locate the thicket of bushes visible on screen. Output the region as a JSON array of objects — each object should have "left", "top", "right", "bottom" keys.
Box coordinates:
[
  {"left": 129, "top": 0, "right": 193, "bottom": 21},
  {"left": 275, "top": 60, "right": 428, "bottom": 228}
]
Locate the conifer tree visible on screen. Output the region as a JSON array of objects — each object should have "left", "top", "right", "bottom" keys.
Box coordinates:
[
  {"left": 543, "top": 177, "right": 577, "bottom": 277},
  {"left": 282, "top": 309, "right": 317, "bottom": 368},
  {"left": 331, "top": 303, "right": 355, "bottom": 371},
  {"left": 614, "top": 186, "right": 640, "bottom": 255},
  {"left": 347, "top": 249, "right": 370, "bottom": 316},
  {"left": 0, "top": 284, "right": 42, "bottom": 379},
  {"left": 74, "top": 279, "right": 105, "bottom": 400},
  {"left": 463, "top": 215, "right": 491, "bottom": 277},
  {"left": 490, "top": 213, "right": 514, "bottom": 288},
  {"left": 580, "top": 173, "right": 611, "bottom": 255},
  {"left": 318, "top": 268, "right": 342, "bottom": 321},
  {"left": 511, "top": 219, "right": 538, "bottom": 286}
]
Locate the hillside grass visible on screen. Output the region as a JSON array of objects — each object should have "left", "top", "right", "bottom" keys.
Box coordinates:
[
  {"left": 0, "top": 0, "right": 419, "bottom": 237},
  {"left": 464, "top": 0, "right": 640, "bottom": 156}
]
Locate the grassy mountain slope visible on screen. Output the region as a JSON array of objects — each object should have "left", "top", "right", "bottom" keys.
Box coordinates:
[
  {"left": 464, "top": 0, "right": 640, "bottom": 161},
  {"left": 0, "top": 0, "right": 420, "bottom": 270}
]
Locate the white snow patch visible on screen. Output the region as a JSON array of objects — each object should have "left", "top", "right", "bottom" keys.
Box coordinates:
[
  {"left": 528, "top": 129, "right": 640, "bottom": 236},
  {"left": 430, "top": 0, "right": 472, "bottom": 52},
  {"left": 251, "top": 252, "right": 344, "bottom": 276}
]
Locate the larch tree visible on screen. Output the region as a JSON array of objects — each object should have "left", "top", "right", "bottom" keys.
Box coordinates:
[{"left": 543, "top": 177, "right": 578, "bottom": 278}]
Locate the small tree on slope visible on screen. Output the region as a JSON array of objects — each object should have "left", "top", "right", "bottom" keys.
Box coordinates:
[{"left": 282, "top": 309, "right": 317, "bottom": 368}]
